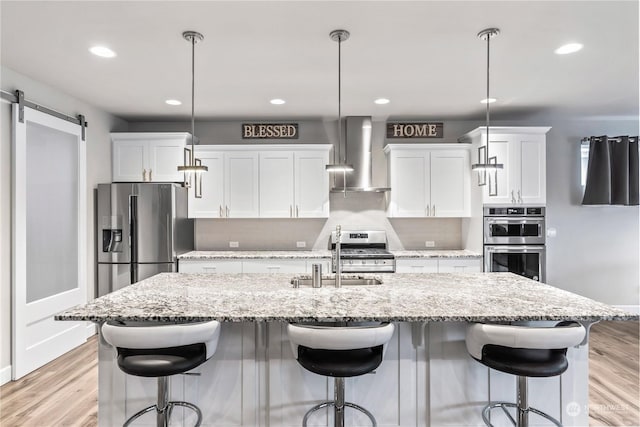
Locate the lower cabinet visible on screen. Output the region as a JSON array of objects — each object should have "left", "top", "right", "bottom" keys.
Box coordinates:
[
  {"left": 178, "top": 260, "right": 243, "bottom": 273},
  {"left": 395, "top": 258, "right": 482, "bottom": 273}
]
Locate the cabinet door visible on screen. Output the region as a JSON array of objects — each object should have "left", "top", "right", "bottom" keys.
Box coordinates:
[
  {"left": 147, "top": 139, "right": 185, "bottom": 182},
  {"left": 178, "top": 260, "right": 242, "bottom": 273},
  {"left": 294, "top": 151, "right": 330, "bottom": 218},
  {"left": 188, "top": 150, "right": 225, "bottom": 218},
  {"left": 259, "top": 151, "right": 295, "bottom": 218},
  {"left": 389, "top": 153, "right": 429, "bottom": 217},
  {"left": 225, "top": 152, "right": 259, "bottom": 218},
  {"left": 112, "top": 140, "right": 146, "bottom": 182},
  {"left": 485, "top": 135, "right": 515, "bottom": 204},
  {"left": 437, "top": 259, "right": 482, "bottom": 272},
  {"left": 517, "top": 136, "right": 546, "bottom": 204},
  {"left": 430, "top": 150, "right": 470, "bottom": 217}
]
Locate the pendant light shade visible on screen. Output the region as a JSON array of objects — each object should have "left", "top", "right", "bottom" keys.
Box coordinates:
[
  {"left": 471, "top": 28, "right": 504, "bottom": 175},
  {"left": 178, "top": 31, "right": 208, "bottom": 190},
  {"left": 325, "top": 29, "right": 354, "bottom": 174}
]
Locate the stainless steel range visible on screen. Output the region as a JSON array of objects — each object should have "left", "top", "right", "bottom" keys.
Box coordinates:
[{"left": 330, "top": 230, "right": 395, "bottom": 273}]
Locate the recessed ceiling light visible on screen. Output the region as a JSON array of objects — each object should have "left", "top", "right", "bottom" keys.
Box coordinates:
[
  {"left": 270, "top": 99, "right": 286, "bottom": 105},
  {"left": 480, "top": 98, "right": 497, "bottom": 104},
  {"left": 89, "top": 46, "right": 116, "bottom": 58},
  {"left": 374, "top": 98, "right": 390, "bottom": 105},
  {"left": 554, "top": 43, "right": 583, "bottom": 55},
  {"left": 165, "top": 99, "right": 182, "bottom": 106}
]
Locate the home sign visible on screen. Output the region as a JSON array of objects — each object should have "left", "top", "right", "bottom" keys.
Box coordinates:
[{"left": 387, "top": 122, "right": 443, "bottom": 139}]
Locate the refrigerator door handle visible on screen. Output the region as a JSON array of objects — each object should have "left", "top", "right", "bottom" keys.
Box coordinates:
[{"left": 129, "top": 194, "right": 138, "bottom": 283}]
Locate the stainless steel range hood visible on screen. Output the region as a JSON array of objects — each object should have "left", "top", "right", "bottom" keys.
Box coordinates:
[{"left": 331, "top": 116, "right": 390, "bottom": 193}]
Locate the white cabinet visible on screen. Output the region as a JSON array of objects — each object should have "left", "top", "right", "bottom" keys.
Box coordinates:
[
  {"left": 178, "top": 258, "right": 320, "bottom": 274},
  {"left": 189, "top": 145, "right": 330, "bottom": 219},
  {"left": 259, "top": 148, "right": 330, "bottom": 218},
  {"left": 459, "top": 127, "right": 550, "bottom": 204},
  {"left": 242, "top": 259, "right": 307, "bottom": 274},
  {"left": 188, "top": 148, "right": 259, "bottom": 218},
  {"left": 395, "top": 259, "right": 439, "bottom": 273},
  {"left": 385, "top": 144, "right": 471, "bottom": 217},
  {"left": 111, "top": 133, "right": 189, "bottom": 182}
]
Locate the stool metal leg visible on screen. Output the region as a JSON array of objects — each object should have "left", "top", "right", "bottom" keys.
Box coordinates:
[
  {"left": 481, "top": 376, "right": 563, "bottom": 427},
  {"left": 302, "top": 377, "right": 376, "bottom": 427},
  {"left": 122, "top": 375, "right": 203, "bottom": 427}
]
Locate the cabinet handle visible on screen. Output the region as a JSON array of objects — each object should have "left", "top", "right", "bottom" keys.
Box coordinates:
[
  {"left": 517, "top": 190, "right": 522, "bottom": 204},
  {"left": 296, "top": 205, "right": 299, "bottom": 218},
  {"left": 511, "top": 190, "right": 516, "bottom": 204},
  {"left": 426, "top": 205, "right": 430, "bottom": 217},
  {"left": 149, "top": 169, "right": 152, "bottom": 181},
  {"left": 142, "top": 169, "right": 147, "bottom": 181},
  {"left": 432, "top": 205, "right": 436, "bottom": 216},
  {"left": 290, "top": 205, "right": 293, "bottom": 218},
  {"left": 202, "top": 266, "right": 217, "bottom": 272},
  {"left": 219, "top": 205, "right": 223, "bottom": 218},
  {"left": 226, "top": 206, "right": 230, "bottom": 217}
]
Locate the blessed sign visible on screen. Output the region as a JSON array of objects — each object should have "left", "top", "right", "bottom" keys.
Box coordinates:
[
  {"left": 242, "top": 123, "right": 298, "bottom": 139},
  {"left": 387, "top": 122, "right": 443, "bottom": 139}
]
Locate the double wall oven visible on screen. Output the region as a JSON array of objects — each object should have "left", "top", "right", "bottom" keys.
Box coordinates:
[{"left": 483, "top": 206, "right": 546, "bottom": 282}]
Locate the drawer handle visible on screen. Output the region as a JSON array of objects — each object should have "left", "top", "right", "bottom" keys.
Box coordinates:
[{"left": 202, "top": 267, "right": 217, "bottom": 272}]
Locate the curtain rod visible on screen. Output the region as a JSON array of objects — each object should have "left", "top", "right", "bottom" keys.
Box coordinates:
[
  {"left": 581, "top": 136, "right": 638, "bottom": 144},
  {"left": 0, "top": 90, "right": 88, "bottom": 139}
]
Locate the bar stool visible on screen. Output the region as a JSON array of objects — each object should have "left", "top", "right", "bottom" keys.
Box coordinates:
[
  {"left": 102, "top": 320, "right": 221, "bottom": 427},
  {"left": 465, "top": 322, "right": 586, "bottom": 427},
  {"left": 287, "top": 322, "right": 395, "bottom": 427}
]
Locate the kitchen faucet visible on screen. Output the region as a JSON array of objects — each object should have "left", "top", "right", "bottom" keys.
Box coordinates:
[{"left": 335, "top": 225, "right": 342, "bottom": 288}]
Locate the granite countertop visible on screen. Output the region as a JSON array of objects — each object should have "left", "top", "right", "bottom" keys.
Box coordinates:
[
  {"left": 56, "top": 272, "right": 636, "bottom": 323},
  {"left": 178, "top": 250, "right": 482, "bottom": 260}
]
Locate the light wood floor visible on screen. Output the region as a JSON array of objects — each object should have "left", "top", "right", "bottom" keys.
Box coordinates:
[{"left": 0, "top": 321, "right": 638, "bottom": 427}]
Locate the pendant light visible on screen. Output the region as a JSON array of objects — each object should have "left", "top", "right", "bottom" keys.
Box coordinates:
[
  {"left": 177, "top": 30, "right": 208, "bottom": 196},
  {"left": 325, "top": 29, "right": 354, "bottom": 193},
  {"left": 471, "top": 28, "right": 504, "bottom": 183}
]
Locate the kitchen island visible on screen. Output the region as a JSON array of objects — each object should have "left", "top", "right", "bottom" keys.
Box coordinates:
[{"left": 57, "top": 273, "right": 635, "bottom": 427}]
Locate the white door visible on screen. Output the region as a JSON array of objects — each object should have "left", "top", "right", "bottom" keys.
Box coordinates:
[
  {"left": 518, "top": 136, "right": 546, "bottom": 204},
  {"left": 294, "top": 150, "right": 330, "bottom": 218},
  {"left": 188, "top": 149, "right": 225, "bottom": 218},
  {"left": 225, "top": 152, "right": 259, "bottom": 218},
  {"left": 389, "top": 153, "right": 429, "bottom": 217},
  {"left": 485, "top": 134, "right": 514, "bottom": 203},
  {"left": 12, "top": 105, "right": 87, "bottom": 379},
  {"left": 430, "top": 150, "right": 470, "bottom": 217},
  {"left": 259, "top": 151, "right": 294, "bottom": 218},
  {"left": 112, "top": 139, "right": 146, "bottom": 182},
  {"left": 147, "top": 139, "right": 185, "bottom": 182}
]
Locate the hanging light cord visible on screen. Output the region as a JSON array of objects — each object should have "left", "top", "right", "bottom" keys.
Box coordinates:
[
  {"left": 190, "top": 34, "right": 196, "bottom": 162},
  {"left": 484, "top": 32, "right": 490, "bottom": 164},
  {"left": 337, "top": 35, "right": 342, "bottom": 165}
]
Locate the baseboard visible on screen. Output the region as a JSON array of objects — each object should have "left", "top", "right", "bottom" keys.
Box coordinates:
[
  {"left": 613, "top": 305, "right": 640, "bottom": 315},
  {"left": 0, "top": 365, "right": 11, "bottom": 386},
  {"left": 86, "top": 322, "right": 97, "bottom": 338}
]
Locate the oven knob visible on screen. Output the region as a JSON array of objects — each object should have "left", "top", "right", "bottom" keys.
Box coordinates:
[
  {"left": 374, "top": 260, "right": 379, "bottom": 264},
  {"left": 362, "top": 260, "right": 366, "bottom": 265}
]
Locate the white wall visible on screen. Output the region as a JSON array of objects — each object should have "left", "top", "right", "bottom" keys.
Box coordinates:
[{"left": 0, "top": 66, "right": 127, "bottom": 374}]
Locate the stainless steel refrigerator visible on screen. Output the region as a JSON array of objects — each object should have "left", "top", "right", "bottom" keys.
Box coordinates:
[{"left": 97, "top": 183, "right": 193, "bottom": 297}]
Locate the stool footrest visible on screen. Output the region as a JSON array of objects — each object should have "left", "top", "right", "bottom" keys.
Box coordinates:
[
  {"left": 302, "top": 401, "right": 377, "bottom": 427},
  {"left": 123, "top": 400, "right": 203, "bottom": 427},
  {"left": 482, "top": 402, "right": 562, "bottom": 427}
]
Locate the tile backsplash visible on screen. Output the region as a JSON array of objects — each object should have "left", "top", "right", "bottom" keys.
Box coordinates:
[{"left": 195, "top": 193, "right": 461, "bottom": 250}]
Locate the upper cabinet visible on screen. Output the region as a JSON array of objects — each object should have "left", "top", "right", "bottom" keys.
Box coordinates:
[
  {"left": 111, "top": 133, "right": 189, "bottom": 182},
  {"left": 189, "top": 144, "right": 330, "bottom": 219},
  {"left": 385, "top": 144, "right": 471, "bottom": 217},
  {"left": 459, "top": 127, "right": 550, "bottom": 205}
]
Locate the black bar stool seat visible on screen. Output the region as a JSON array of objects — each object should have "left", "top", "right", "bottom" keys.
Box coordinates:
[
  {"left": 117, "top": 343, "right": 207, "bottom": 378},
  {"left": 297, "top": 345, "right": 383, "bottom": 378},
  {"left": 479, "top": 345, "right": 569, "bottom": 378}
]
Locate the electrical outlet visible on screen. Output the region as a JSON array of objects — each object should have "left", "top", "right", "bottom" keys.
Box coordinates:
[
  {"left": 296, "top": 241, "right": 306, "bottom": 248},
  {"left": 425, "top": 241, "right": 436, "bottom": 248},
  {"left": 229, "top": 241, "right": 239, "bottom": 248}
]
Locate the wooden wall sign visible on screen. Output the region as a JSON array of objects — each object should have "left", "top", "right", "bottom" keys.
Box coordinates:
[
  {"left": 242, "top": 123, "right": 299, "bottom": 139},
  {"left": 387, "top": 122, "right": 443, "bottom": 139}
]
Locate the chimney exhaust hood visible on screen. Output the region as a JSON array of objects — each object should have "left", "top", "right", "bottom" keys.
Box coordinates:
[{"left": 331, "top": 116, "right": 390, "bottom": 193}]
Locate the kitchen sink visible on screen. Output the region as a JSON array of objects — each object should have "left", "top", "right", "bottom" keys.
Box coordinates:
[{"left": 291, "top": 276, "right": 383, "bottom": 287}]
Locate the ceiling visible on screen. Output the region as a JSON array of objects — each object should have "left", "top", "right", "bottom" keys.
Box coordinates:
[{"left": 1, "top": 1, "right": 638, "bottom": 122}]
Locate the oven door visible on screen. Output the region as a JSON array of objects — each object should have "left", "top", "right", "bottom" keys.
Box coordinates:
[
  {"left": 484, "top": 217, "right": 545, "bottom": 245},
  {"left": 484, "top": 245, "right": 546, "bottom": 282}
]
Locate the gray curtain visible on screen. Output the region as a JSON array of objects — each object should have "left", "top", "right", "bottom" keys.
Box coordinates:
[{"left": 582, "top": 135, "right": 639, "bottom": 205}]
